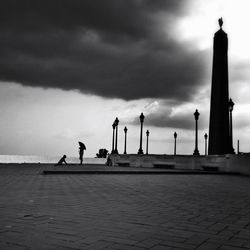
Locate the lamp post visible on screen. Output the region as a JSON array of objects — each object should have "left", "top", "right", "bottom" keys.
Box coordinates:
[
  {"left": 228, "top": 98, "right": 235, "bottom": 154},
  {"left": 204, "top": 133, "right": 208, "bottom": 156},
  {"left": 138, "top": 113, "right": 144, "bottom": 154},
  {"left": 114, "top": 117, "right": 119, "bottom": 154},
  {"left": 124, "top": 126, "right": 128, "bottom": 154},
  {"left": 193, "top": 109, "right": 200, "bottom": 156},
  {"left": 174, "top": 132, "right": 177, "bottom": 155},
  {"left": 146, "top": 130, "right": 149, "bottom": 155},
  {"left": 111, "top": 122, "right": 116, "bottom": 154}
]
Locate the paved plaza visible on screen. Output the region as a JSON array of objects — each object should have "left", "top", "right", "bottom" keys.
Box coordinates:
[{"left": 0, "top": 164, "right": 250, "bottom": 250}]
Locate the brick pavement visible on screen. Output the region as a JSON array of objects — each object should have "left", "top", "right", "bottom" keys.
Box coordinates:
[{"left": 0, "top": 164, "right": 250, "bottom": 249}]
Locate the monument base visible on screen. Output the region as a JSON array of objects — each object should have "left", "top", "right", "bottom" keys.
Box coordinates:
[{"left": 109, "top": 153, "right": 250, "bottom": 175}]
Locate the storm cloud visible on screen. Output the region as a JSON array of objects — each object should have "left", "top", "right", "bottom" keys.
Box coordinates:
[
  {"left": 144, "top": 110, "right": 208, "bottom": 130},
  {"left": 128, "top": 100, "right": 208, "bottom": 130},
  {"left": 0, "top": 0, "right": 208, "bottom": 101}
]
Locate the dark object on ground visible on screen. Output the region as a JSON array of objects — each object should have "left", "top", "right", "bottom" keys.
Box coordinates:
[
  {"left": 96, "top": 148, "right": 108, "bottom": 158},
  {"left": 106, "top": 154, "right": 112, "bottom": 166}
]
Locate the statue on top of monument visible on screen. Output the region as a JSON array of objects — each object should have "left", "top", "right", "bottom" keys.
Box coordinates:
[{"left": 218, "top": 17, "right": 223, "bottom": 28}]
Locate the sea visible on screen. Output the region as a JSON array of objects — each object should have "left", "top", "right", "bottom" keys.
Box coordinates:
[{"left": 0, "top": 155, "right": 106, "bottom": 164}]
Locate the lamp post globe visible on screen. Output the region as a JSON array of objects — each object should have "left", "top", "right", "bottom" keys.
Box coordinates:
[
  {"left": 115, "top": 117, "right": 119, "bottom": 126},
  {"left": 124, "top": 126, "right": 128, "bottom": 134},
  {"left": 194, "top": 109, "right": 200, "bottom": 121},
  {"left": 228, "top": 98, "right": 234, "bottom": 112},
  {"left": 174, "top": 132, "right": 177, "bottom": 139},
  {"left": 139, "top": 113, "right": 145, "bottom": 123}
]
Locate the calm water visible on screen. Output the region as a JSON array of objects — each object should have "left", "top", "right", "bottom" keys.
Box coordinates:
[{"left": 0, "top": 155, "right": 106, "bottom": 164}]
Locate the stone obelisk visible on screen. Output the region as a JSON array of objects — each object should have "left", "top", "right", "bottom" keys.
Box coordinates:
[{"left": 208, "top": 18, "right": 230, "bottom": 155}]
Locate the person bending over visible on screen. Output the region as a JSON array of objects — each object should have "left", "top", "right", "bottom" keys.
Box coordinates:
[{"left": 54, "top": 155, "right": 68, "bottom": 166}]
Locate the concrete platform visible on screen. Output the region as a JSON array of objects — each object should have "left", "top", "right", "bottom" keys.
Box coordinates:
[
  {"left": 42, "top": 164, "right": 241, "bottom": 175},
  {"left": 1, "top": 164, "right": 250, "bottom": 249},
  {"left": 43, "top": 168, "right": 240, "bottom": 175}
]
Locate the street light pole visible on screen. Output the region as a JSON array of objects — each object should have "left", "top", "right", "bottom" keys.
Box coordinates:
[
  {"left": 174, "top": 132, "right": 177, "bottom": 156},
  {"left": 124, "top": 126, "right": 128, "bottom": 154},
  {"left": 114, "top": 117, "right": 119, "bottom": 154},
  {"left": 138, "top": 113, "right": 144, "bottom": 154},
  {"left": 146, "top": 130, "right": 149, "bottom": 155},
  {"left": 204, "top": 133, "right": 208, "bottom": 156},
  {"left": 193, "top": 109, "right": 200, "bottom": 156},
  {"left": 111, "top": 122, "right": 116, "bottom": 154},
  {"left": 228, "top": 98, "right": 235, "bottom": 154}
]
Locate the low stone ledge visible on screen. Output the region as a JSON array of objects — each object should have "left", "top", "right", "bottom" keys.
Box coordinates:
[
  {"left": 153, "top": 162, "right": 175, "bottom": 169},
  {"left": 201, "top": 164, "right": 219, "bottom": 171},
  {"left": 116, "top": 161, "right": 130, "bottom": 167}
]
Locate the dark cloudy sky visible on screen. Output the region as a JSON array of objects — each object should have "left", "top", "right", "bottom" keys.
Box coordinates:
[{"left": 0, "top": 0, "right": 250, "bottom": 157}]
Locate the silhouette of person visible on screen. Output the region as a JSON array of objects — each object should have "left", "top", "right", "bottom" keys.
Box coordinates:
[
  {"left": 106, "top": 153, "right": 112, "bottom": 166},
  {"left": 78, "top": 142, "right": 86, "bottom": 165},
  {"left": 54, "top": 155, "right": 67, "bottom": 166}
]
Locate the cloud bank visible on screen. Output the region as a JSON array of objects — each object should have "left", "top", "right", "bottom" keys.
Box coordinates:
[{"left": 0, "top": 0, "right": 208, "bottom": 101}]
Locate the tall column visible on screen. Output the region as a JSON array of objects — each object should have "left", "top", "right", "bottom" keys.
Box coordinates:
[
  {"left": 208, "top": 18, "right": 230, "bottom": 155},
  {"left": 138, "top": 113, "right": 144, "bottom": 155}
]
